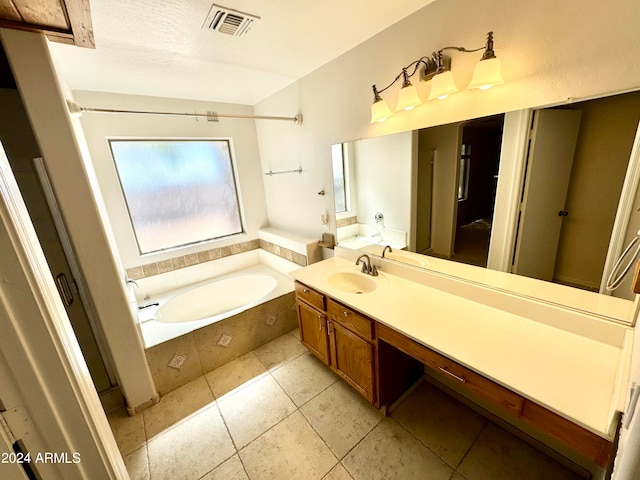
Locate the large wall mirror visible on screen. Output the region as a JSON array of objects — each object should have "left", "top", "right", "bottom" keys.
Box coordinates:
[{"left": 332, "top": 90, "right": 640, "bottom": 323}]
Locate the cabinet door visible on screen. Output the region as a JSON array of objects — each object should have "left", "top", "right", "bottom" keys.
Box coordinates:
[
  {"left": 330, "top": 321, "right": 375, "bottom": 403},
  {"left": 297, "top": 300, "right": 330, "bottom": 364}
]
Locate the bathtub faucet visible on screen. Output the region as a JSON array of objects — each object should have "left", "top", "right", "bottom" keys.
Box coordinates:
[
  {"left": 138, "top": 302, "right": 159, "bottom": 310},
  {"left": 356, "top": 254, "right": 378, "bottom": 276}
]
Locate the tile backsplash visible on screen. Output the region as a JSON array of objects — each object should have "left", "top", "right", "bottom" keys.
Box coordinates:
[{"left": 127, "top": 238, "right": 307, "bottom": 280}]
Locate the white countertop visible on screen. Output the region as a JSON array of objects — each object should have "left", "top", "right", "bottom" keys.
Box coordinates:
[{"left": 292, "top": 257, "right": 632, "bottom": 439}]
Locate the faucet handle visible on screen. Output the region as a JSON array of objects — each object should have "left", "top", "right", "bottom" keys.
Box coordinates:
[
  {"left": 369, "top": 265, "right": 378, "bottom": 276},
  {"left": 361, "top": 263, "right": 368, "bottom": 274}
]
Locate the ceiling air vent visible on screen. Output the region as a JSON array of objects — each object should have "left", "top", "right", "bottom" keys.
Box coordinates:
[{"left": 203, "top": 3, "right": 260, "bottom": 37}]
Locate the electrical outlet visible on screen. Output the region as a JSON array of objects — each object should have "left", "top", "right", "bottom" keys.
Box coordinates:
[
  {"left": 168, "top": 353, "right": 187, "bottom": 370},
  {"left": 217, "top": 334, "right": 233, "bottom": 347},
  {"left": 265, "top": 314, "right": 277, "bottom": 326}
]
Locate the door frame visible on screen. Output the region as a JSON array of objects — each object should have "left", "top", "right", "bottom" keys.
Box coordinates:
[
  {"left": 34, "top": 157, "right": 118, "bottom": 389},
  {"left": 0, "top": 145, "right": 127, "bottom": 478}
]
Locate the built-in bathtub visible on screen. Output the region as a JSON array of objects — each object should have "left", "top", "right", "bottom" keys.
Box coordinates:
[{"left": 137, "top": 263, "right": 295, "bottom": 348}]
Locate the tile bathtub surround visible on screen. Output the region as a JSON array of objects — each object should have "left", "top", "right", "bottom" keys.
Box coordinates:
[
  {"left": 145, "top": 292, "right": 298, "bottom": 395},
  {"left": 126, "top": 239, "right": 260, "bottom": 280},
  {"left": 259, "top": 239, "right": 307, "bottom": 267},
  {"left": 126, "top": 237, "right": 308, "bottom": 280},
  {"left": 336, "top": 216, "right": 358, "bottom": 228},
  {"left": 113, "top": 330, "right": 586, "bottom": 480}
]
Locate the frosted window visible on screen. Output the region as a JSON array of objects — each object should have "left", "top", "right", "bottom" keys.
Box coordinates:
[{"left": 110, "top": 140, "right": 243, "bottom": 254}]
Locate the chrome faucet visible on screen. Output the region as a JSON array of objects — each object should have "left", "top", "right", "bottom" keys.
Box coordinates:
[
  {"left": 356, "top": 254, "right": 378, "bottom": 276},
  {"left": 382, "top": 245, "right": 393, "bottom": 258}
]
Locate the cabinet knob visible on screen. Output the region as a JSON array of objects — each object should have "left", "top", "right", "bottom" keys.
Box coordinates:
[
  {"left": 303, "top": 288, "right": 309, "bottom": 293},
  {"left": 343, "top": 311, "right": 350, "bottom": 317}
]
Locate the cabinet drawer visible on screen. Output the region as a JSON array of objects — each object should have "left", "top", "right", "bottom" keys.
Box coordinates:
[
  {"left": 326, "top": 298, "right": 374, "bottom": 341},
  {"left": 521, "top": 401, "right": 612, "bottom": 467},
  {"left": 295, "top": 281, "right": 325, "bottom": 311},
  {"left": 377, "top": 323, "right": 522, "bottom": 416}
]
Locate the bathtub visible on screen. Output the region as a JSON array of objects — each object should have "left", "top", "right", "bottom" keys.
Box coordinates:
[{"left": 137, "top": 264, "right": 294, "bottom": 348}]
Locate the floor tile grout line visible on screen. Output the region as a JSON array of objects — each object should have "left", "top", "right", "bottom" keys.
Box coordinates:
[
  {"left": 334, "top": 413, "right": 385, "bottom": 464},
  {"left": 390, "top": 412, "right": 459, "bottom": 472},
  {"left": 452, "top": 419, "right": 488, "bottom": 474},
  {"left": 270, "top": 361, "right": 340, "bottom": 411}
]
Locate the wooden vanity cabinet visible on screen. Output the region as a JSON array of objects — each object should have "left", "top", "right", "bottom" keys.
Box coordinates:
[
  {"left": 296, "top": 299, "right": 330, "bottom": 364},
  {"left": 295, "top": 281, "right": 377, "bottom": 405},
  {"left": 326, "top": 298, "right": 376, "bottom": 403},
  {"left": 376, "top": 322, "right": 614, "bottom": 468}
]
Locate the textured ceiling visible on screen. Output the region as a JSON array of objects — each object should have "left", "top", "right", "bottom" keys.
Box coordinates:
[{"left": 49, "top": 0, "right": 435, "bottom": 105}]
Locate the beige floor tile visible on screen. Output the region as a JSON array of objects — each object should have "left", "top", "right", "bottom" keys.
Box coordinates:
[
  {"left": 217, "top": 374, "right": 297, "bottom": 448},
  {"left": 342, "top": 418, "right": 453, "bottom": 480},
  {"left": 392, "top": 381, "right": 486, "bottom": 467},
  {"left": 123, "top": 445, "right": 149, "bottom": 480},
  {"left": 205, "top": 352, "right": 268, "bottom": 399},
  {"left": 253, "top": 333, "right": 307, "bottom": 370},
  {"left": 147, "top": 404, "right": 235, "bottom": 480},
  {"left": 201, "top": 454, "right": 249, "bottom": 480},
  {"left": 239, "top": 411, "right": 337, "bottom": 480},
  {"left": 457, "top": 423, "right": 582, "bottom": 480},
  {"left": 107, "top": 406, "right": 146, "bottom": 457},
  {"left": 301, "top": 381, "right": 382, "bottom": 459},
  {"left": 323, "top": 463, "right": 354, "bottom": 480},
  {"left": 143, "top": 376, "right": 214, "bottom": 439},
  {"left": 272, "top": 351, "right": 339, "bottom": 406},
  {"left": 290, "top": 328, "right": 301, "bottom": 340}
]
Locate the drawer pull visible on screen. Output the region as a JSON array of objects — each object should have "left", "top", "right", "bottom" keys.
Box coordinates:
[
  {"left": 303, "top": 288, "right": 309, "bottom": 293},
  {"left": 343, "top": 311, "right": 350, "bottom": 317},
  {"left": 438, "top": 367, "right": 466, "bottom": 383}
]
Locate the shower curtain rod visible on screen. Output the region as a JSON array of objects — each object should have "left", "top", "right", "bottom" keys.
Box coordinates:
[{"left": 66, "top": 100, "right": 303, "bottom": 125}]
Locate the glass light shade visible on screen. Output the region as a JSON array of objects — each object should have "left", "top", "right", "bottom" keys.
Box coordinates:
[
  {"left": 467, "top": 57, "right": 504, "bottom": 90},
  {"left": 370, "top": 98, "right": 393, "bottom": 123},
  {"left": 395, "top": 84, "right": 422, "bottom": 111},
  {"left": 428, "top": 70, "right": 459, "bottom": 100}
]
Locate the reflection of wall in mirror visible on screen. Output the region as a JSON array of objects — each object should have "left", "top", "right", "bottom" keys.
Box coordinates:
[
  {"left": 417, "top": 123, "right": 462, "bottom": 257},
  {"left": 352, "top": 131, "right": 414, "bottom": 241}
]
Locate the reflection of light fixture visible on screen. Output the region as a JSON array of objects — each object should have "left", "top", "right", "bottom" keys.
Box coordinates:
[{"left": 370, "top": 31, "right": 504, "bottom": 123}]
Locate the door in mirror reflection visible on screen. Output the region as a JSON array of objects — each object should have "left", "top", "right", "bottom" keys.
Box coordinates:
[{"left": 450, "top": 115, "right": 504, "bottom": 267}]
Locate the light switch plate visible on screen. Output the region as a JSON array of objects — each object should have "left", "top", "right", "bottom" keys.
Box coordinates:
[{"left": 217, "top": 334, "right": 233, "bottom": 347}]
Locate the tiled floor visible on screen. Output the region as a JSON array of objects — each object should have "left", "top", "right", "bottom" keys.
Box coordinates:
[{"left": 108, "top": 329, "right": 583, "bottom": 480}]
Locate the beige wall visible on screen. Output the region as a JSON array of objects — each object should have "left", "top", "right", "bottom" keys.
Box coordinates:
[{"left": 254, "top": 0, "right": 640, "bottom": 242}]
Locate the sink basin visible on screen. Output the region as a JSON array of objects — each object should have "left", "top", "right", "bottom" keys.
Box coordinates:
[
  {"left": 327, "top": 272, "right": 377, "bottom": 294},
  {"left": 385, "top": 251, "right": 430, "bottom": 268}
]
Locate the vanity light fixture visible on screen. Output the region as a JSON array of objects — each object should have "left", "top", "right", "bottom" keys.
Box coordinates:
[{"left": 370, "top": 31, "right": 504, "bottom": 123}]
